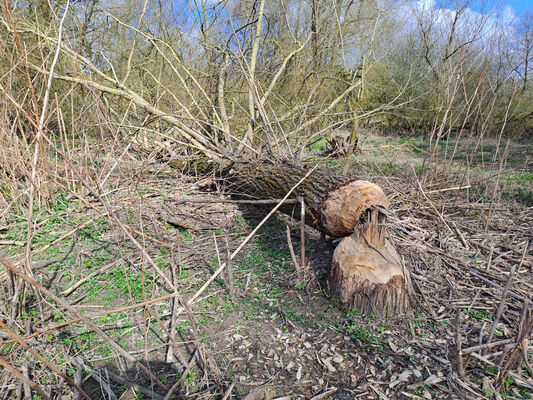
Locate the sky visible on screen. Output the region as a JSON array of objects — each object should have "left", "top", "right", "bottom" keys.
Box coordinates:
[
  {"left": 506, "top": 0, "right": 533, "bottom": 16},
  {"left": 433, "top": 0, "right": 532, "bottom": 18},
  {"left": 413, "top": 0, "right": 532, "bottom": 29}
]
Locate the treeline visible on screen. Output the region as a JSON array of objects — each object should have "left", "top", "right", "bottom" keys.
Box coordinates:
[{"left": 1, "top": 0, "right": 532, "bottom": 156}]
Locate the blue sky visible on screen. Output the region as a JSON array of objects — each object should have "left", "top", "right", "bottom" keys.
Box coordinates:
[
  {"left": 465, "top": 0, "right": 533, "bottom": 17},
  {"left": 507, "top": 0, "right": 533, "bottom": 16},
  {"left": 425, "top": 0, "right": 532, "bottom": 22}
]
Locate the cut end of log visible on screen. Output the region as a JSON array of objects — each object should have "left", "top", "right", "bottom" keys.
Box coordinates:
[
  {"left": 331, "top": 234, "right": 412, "bottom": 316},
  {"left": 321, "top": 180, "right": 390, "bottom": 237}
]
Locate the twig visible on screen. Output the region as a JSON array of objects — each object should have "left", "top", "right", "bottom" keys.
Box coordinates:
[
  {"left": 486, "top": 246, "right": 494, "bottom": 271},
  {"left": 517, "top": 241, "right": 530, "bottom": 274},
  {"left": 225, "top": 233, "right": 235, "bottom": 296},
  {"left": 60, "top": 259, "right": 122, "bottom": 296},
  {"left": 74, "top": 363, "right": 82, "bottom": 400},
  {"left": 362, "top": 231, "right": 395, "bottom": 264},
  {"left": 214, "top": 232, "right": 234, "bottom": 295},
  {"left": 455, "top": 308, "right": 465, "bottom": 377},
  {"left": 167, "top": 236, "right": 180, "bottom": 364},
  {"left": 309, "top": 387, "right": 338, "bottom": 400},
  {"left": 300, "top": 197, "right": 306, "bottom": 274},
  {"left": 0, "top": 240, "right": 25, "bottom": 246},
  {"left": 286, "top": 225, "right": 301, "bottom": 280},
  {"left": 452, "top": 221, "right": 469, "bottom": 250},
  {"left": 21, "top": 364, "right": 31, "bottom": 400},
  {"left": 484, "top": 264, "right": 516, "bottom": 353},
  {"left": 463, "top": 338, "right": 514, "bottom": 355},
  {"left": 102, "top": 368, "right": 113, "bottom": 400},
  {"left": 370, "top": 384, "right": 389, "bottom": 400},
  {"left": 426, "top": 185, "right": 471, "bottom": 194},
  {"left": 221, "top": 382, "right": 235, "bottom": 400}
]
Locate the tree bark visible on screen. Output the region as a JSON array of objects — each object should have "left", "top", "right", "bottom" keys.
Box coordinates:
[{"left": 223, "top": 160, "right": 347, "bottom": 234}]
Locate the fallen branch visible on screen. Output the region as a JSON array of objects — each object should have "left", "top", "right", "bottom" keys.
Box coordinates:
[
  {"left": 173, "top": 197, "right": 298, "bottom": 205},
  {"left": 60, "top": 259, "right": 122, "bottom": 296},
  {"left": 105, "top": 369, "right": 164, "bottom": 400},
  {"left": 462, "top": 338, "right": 514, "bottom": 355}
]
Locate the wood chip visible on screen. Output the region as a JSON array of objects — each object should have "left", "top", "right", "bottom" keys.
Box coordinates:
[{"left": 296, "top": 365, "right": 302, "bottom": 381}]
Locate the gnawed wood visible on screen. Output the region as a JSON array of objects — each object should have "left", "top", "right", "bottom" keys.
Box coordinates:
[
  {"left": 331, "top": 233, "right": 411, "bottom": 315},
  {"left": 321, "top": 180, "right": 389, "bottom": 236},
  {"left": 329, "top": 187, "right": 412, "bottom": 315}
]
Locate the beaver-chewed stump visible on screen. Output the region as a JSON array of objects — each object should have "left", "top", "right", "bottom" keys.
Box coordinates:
[{"left": 328, "top": 181, "right": 412, "bottom": 316}]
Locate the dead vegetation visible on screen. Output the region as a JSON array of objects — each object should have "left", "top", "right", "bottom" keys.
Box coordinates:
[
  {"left": 0, "top": 135, "right": 531, "bottom": 399},
  {"left": 0, "top": 0, "right": 532, "bottom": 399}
]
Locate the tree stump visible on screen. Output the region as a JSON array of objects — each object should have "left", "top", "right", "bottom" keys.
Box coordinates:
[{"left": 329, "top": 181, "right": 412, "bottom": 316}]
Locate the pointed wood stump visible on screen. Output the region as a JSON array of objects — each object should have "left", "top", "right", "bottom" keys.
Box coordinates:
[{"left": 329, "top": 181, "right": 412, "bottom": 316}]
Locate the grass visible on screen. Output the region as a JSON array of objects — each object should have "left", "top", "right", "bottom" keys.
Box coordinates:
[
  {"left": 462, "top": 308, "right": 493, "bottom": 321},
  {"left": 346, "top": 325, "right": 385, "bottom": 351},
  {"left": 311, "top": 131, "right": 533, "bottom": 206},
  {"left": 1, "top": 132, "right": 531, "bottom": 399}
]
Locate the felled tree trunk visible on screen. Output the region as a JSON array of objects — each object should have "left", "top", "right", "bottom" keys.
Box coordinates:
[{"left": 172, "top": 158, "right": 413, "bottom": 315}]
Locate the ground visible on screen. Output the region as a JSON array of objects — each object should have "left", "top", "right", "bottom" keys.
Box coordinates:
[{"left": 0, "top": 132, "right": 532, "bottom": 399}]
